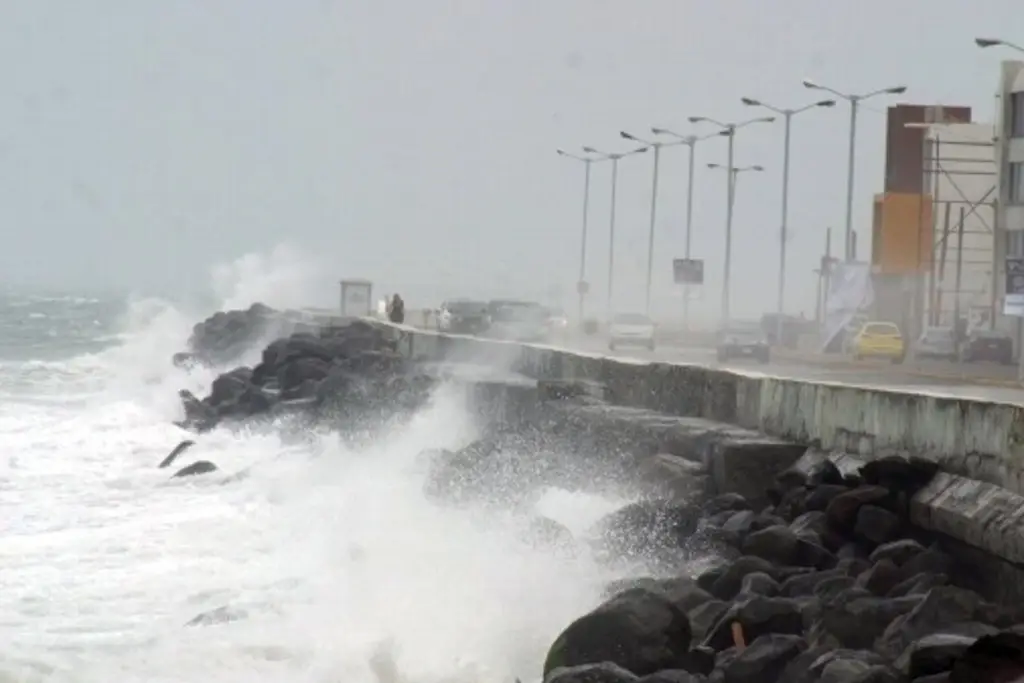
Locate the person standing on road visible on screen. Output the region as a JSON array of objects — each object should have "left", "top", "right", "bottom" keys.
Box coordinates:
[{"left": 388, "top": 293, "right": 405, "bottom": 324}]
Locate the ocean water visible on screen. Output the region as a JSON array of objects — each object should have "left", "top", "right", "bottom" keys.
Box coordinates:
[{"left": 0, "top": 257, "right": 639, "bottom": 683}]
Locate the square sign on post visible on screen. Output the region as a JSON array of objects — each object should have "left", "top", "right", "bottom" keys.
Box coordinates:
[
  {"left": 339, "top": 279, "right": 373, "bottom": 317},
  {"left": 673, "top": 258, "right": 704, "bottom": 285},
  {"left": 1005, "top": 258, "right": 1024, "bottom": 317}
]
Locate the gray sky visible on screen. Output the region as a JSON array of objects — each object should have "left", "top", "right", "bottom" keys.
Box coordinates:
[{"left": 0, "top": 1, "right": 1017, "bottom": 321}]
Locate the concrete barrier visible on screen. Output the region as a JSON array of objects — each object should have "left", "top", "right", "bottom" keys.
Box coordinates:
[{"left": 376, "top": 321, "right": 1024, "bottom": 585}]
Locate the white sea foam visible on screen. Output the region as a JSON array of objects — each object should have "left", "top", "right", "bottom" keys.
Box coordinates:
[{"left": 0, "top": 246, "right": 640, "bottom": 683}]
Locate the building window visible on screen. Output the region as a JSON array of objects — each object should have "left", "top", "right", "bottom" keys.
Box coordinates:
[
  {"left": 1008, "top": 229, "right": 1024, "bottom": 258},
  {"left": 1012, "top": 91, "right": 1024, "bottom": 138},
  {"left": 1010, "top": 162, "right": 1024, "bottom": 203}
]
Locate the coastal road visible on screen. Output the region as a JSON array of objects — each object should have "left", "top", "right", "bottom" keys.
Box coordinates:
[{"left": 552, "top": 335, "right": 1024, "bottom": 405}]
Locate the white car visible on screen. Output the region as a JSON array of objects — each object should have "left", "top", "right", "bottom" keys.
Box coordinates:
[{"left": 608, "top": 313, "right": 656, "bottom": 351}]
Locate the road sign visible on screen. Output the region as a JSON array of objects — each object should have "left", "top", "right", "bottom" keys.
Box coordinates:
[
  {"left": 576, "top": 280, "right": 590, "bottom": 295},
  {"left": 673, "top": 258, "right": 704, "bottom": 285}
]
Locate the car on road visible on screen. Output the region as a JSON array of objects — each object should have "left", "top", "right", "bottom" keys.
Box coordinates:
[
  {"left": 960, "top": 329, "right": 1014, "bottom": 365},
  {"left": 914, "top": 326, "right": 957, "bottom": 361},
  {"left": 850, "top": 321, "right": 905, "bottom": 364},
  {"left": 485, "top": 300, "right": 549, "bottom": 342},
  {"left": 715, "top": 323, "right": 770, "bottom": 363},
  {"left": 437, "top": 299, "right": 491, "bottom": 335},
  {"left": 607, "top": 313, "right": 656, "bottom": 351}
]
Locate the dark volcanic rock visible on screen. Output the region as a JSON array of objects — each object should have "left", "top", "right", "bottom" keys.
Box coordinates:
[
  {"left": 543, "top": 588, "right": 693, "bottom": 677},
  {"left": 590, "top": 499, "right": 702, "bottom": 558},
  {"left": 159, "top": 439, "right": 195, "bottom": 468},
  {"left": 172, "top": 460, "right": 218, "bottom": 478},
  {"left": 176, "top": 316, "right": 432, "bottom": 432},
  {"left": 182, "top": 302, "right": 293, "bottom": 366}
]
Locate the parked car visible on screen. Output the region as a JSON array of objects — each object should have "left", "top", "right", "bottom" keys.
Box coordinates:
[
  {"left": 960, "top": 329, "right": 1013, "bottom": 365},
  {"left": 914, "top": 326, "right": 957, "bottom": 361},
  {"left": 850, "top": 321, "right": 905, "bottom": 364},
  {"left": 608, "top": 313, "right": 656, "bottom": 351},
  {"left": 716, "top": 323, "right": 770, "bottom": 363},
  {"left": 485, "top": 301, "right": 549, "bottom": 342},
  {"left": 437, "top": 299, "right": 490, "bottom": 335}
]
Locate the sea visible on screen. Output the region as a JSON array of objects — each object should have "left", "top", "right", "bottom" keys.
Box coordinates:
[{"left": 0, "top": 257, "right": 639, "bottom": 683}]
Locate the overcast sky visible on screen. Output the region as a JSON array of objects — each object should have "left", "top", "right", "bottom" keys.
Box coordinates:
[{"left": 0, "top": 1, "right": 1017, "bottom": 321}]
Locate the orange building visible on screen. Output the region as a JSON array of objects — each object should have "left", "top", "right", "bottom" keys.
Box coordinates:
[{"left": 870, "top": 192, "right": 934, "bottom": 275}]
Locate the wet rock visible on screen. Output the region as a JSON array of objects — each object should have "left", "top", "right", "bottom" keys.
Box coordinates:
[
  {"left": 703, "top": 595, "right": 806, "bottom": 651},
  {"left": 159, "top": 439, "right": 196, "bottom": 468},
  {"left": 854, "top": 505, "right": 903, "bottom": 546},
  {"left": 181, "top": 302, "right": 289, "bottom": 366},
  {"left": 858, "top": 456, "right": 939, "bottom": 496},
  {"left": 869, "top": 539, "right": 927, "bottom": 568},
  {"left": 718, "top": 633, "right": 805, "bottom": 683},
  {"left": 739, "top": 572, "right": 779, "bottom": 598},
  {"left": 172, "top": 460, "right": 218, "bottom": 478},
  {"left": 895, "top": 631, "right": 988, "bottom": 679},
  {"left": 816, "top": 588, "right": 923, "bottom": 649},
  {"left": 741, "top": 525, "right": 835, "bottom": 569},
  {"left": 185, "top": 605, "right": 247, "bottom": 626},
  {"left": 949, "top": 630, "right": 1024, "bottom": 683},
  {"left": 855, "top": 559, "right": 903, "bottom": 597},
  {"left": 546, "top": 662, "right": 639, "bottom": 683},
  {"left": 807, "top": 459, "right": 845, "bottom": 487},
  {"left": 543, "top": 588, "right": 693, "bottom": 677},
  {"left": 524, "top": 516, "right": 575, "bottom": 549},
  {"left": 637, "top": 668, "right": 707, "bottom": 683},
  {"left": 825, "top": 486, "right": 893, "bottom": 534},
  {"left": 176, "top": 316, "right": 432, "bottom": 432}
]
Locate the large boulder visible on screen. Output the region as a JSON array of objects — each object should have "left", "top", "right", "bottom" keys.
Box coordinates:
[{"left": 543, "top": 588, "right": 693, "bottom": 677}]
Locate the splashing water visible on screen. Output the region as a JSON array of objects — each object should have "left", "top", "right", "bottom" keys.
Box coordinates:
[{"left": 0, "top": 247, "right": 642, "bottom": 683}]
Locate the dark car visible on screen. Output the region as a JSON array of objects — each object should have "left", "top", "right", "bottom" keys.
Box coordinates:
[
  {"left": 960, "top": 329, "right": 1013, "bottom": 365},
  {"left": 437, "top": 299, "right": 490, "bottom": 335},
  {"left": 716, "top": 323, "right": 770, "bottom": 363},
  {"left": 485, "top": 300, "right": 549, "bottom": 342}
]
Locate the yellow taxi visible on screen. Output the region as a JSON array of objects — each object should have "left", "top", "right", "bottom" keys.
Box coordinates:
[{"left": 850, "top": 321, "right": 906, "bottom": 364}]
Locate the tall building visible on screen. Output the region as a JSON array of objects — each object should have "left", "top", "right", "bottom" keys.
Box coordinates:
[{"left": 870, "top": 104, "right": 973, "bottom": 332}]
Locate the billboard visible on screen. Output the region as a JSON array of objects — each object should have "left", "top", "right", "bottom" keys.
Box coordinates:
[
  {"left": 673, "top": 258, "right": 704, "bottom": 285},
  {"left": 821, "top": 262, "right": 875, "bottom": 352}
]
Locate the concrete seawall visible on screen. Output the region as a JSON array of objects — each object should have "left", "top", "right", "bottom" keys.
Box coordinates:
[{"left": 374, "top": 321, "right": 1024, "bottom": 596}]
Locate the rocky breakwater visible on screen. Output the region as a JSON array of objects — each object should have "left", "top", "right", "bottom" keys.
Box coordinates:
[
  {"left": 543, "top": 455, "right": 1024, "bottom": 683},
  {"left": 161, "top": 307, "right": 436, "bottom": 478},
  {"left": 171, "top": 302, "right": 320, "bottom": 368}
]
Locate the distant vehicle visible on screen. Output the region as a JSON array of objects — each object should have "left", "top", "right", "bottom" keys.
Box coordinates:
[
  {"left": 914, "top": 327, "right": 957, "bottom": 361},
  {"left": 437, "top": 299, "right": 490, "bottom": 335},
  {"left": 850, "top": 321, "right": 905, "bottom": 364},
  {"left": 960, "top": 329, "right": 1013, "bottom": 365},
  {"left": 608, "top": 313, "right": 656, "bottom": 351},
  {"left": 485, "top": 300, "right": 549, "bottom": 342},
  {"left": 545, "top": 307, "right": 569, "bottom": 331},
  {"left": 716, "top": 323, "right": 770, "bottom": 363}
]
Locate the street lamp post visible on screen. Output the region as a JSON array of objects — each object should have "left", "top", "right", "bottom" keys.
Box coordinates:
[
  {"left": 802, "top": 80, "right": 908, "bottom": 262},
  {"left": 740, "top": 96, "right": 835, "bottom": 345},
  {"left": 649, "top": 127, "right": 727, "bottom": 327},
  {"left": 619, "top": 130, "right": 693, "bottom": 315},
  {"left": 689, "top": 116, "right": 774, "bottom": 324},
  {"left": 582, "top": 145, "right": 648, "bottom": 318},
  {"left": 975, "top": 37, "right": 1024, "bottom": 53},
  {"left": 556, "top": 149, "right": 598, "bottom": 323},
  {"left": 705, "top": 162, "right": 765, "bottom": 325}
]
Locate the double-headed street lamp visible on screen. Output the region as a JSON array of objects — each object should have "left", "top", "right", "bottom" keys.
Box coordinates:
[
  {"left": 556, "top": 149, "right": 599, "bottom": 322},
  {"left": 690, "top": 116, "right": 774, "bottom": 323},
  {"left": 741, "top": 96, "right": 835, "bottom": 344},
  {"left": 581, "top": 144, "right": 649, "bottom": 316},
  {"left": 802, "top": 79, "right": 907, "bottom": 262}
]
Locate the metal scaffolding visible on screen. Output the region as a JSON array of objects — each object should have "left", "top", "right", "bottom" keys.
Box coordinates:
[{"left": 915, "top": 132, "right": 997, "bottom": 336}]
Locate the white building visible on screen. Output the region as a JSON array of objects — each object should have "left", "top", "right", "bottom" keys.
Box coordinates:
[
  {"left": 919, "top": 122, "right": 997, "bottom": 330},
  {"left": 996, "top": 62, "right": 1024, "bottom": 334}
]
